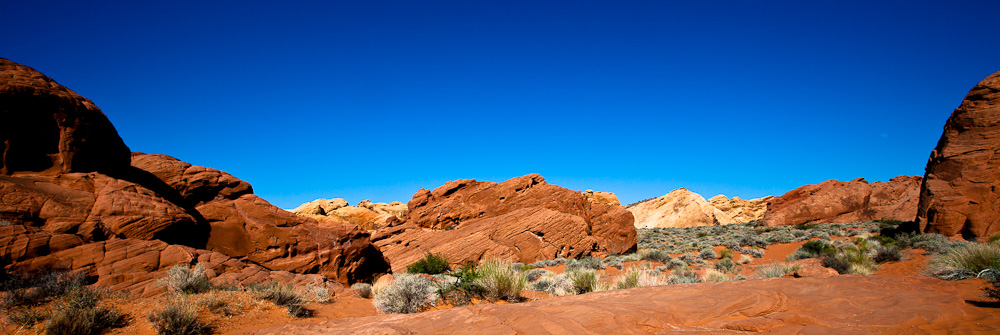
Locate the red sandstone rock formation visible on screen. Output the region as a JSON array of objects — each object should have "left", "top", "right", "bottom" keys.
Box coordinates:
[
  {"left": 0, "top": 58, "right": 388, "bottom": 287},
  {"left": 760, "top": 176, "right": 921, "bottom": 226},
  {"left": 0, "top": 58, "right": 131, "bottom": 176},
  {"left": 918, "top": 70, "right": 1000, "bottom": 239},
  {"left": 373, "top": 174, "right": 636, "bottom": 272}
]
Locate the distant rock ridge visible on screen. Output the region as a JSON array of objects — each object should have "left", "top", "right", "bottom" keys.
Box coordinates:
[
  {"left": 628, "top": 188, "right": 770, "bottom": 228},
  {"left": 291, "top": 198, "right": 406, "bottom": 230},
  {"left": 0, "top": 58, "right": 389, "bottom": 294},
  {"left": 760, "top": 176, "right": 921, "bottom": 226},
  {"left": 918, "top": 70, "right": 1000, "bottom": 239}
]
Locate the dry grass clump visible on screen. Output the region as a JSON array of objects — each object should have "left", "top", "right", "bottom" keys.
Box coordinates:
[
  {"left": 159, "top": 263, "right": 213, "bottom": 295},
  {"left": 372, "top": 274, "right": 437, "bottom": 314},
  {"left": 148, "top": 301, "right": 210, "bottom": 335},
  {"left": 474, "top": 259, "right": 527, "bottom": 301},
  {"left": 352, "top": 283, "right": 373, "bottom": 298},
  {"left": 565, "top": 269, "right": 598, "bottom": 294},
  {"left": 1, "top": 271, "right": 127, "bottom": 333},
  {"left": 755, "top": 262, "right": 796, "bottom": 278},
  {"left": 249, "top": 282, "right": 311, "bottom": 317},
  {"left": 928, "top": 242, "right": 1000, "bottom": 280}
]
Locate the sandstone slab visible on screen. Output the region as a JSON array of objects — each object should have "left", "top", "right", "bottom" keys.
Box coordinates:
[{"left": 761, "top": 176, "right": 921, "bottom": 226}]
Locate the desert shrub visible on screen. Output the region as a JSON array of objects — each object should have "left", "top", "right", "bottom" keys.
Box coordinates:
[
  {"left": 701, "top": 269, "right": 733, "bottom": 282},
  {"left": 159, "top": 263, "right": 213, "bottom": 295},
  {"left": 928, "top": 243, "right": 1000, "bottom": 280},
  {"left": 475, "top": 259, "right": 526, "bottom": 301},
  {"left": 678, "top": 253, "right": 701, "bottom": 264},
  {"left": 406, "top": 253, "right": 449, "bottom": 275},
  {"left": 1, "top": 271, "right": 84, "bottom": 309},
  {"left": 565, "top": 269, "right": 598, "bottom": 294},
  {"left": 988, "top": 234, "right": 1000, "bottom": 246},
  {"left": 44, "top": 285, "right": 128, "bottom": 335},
  {"left": 566, "top": 257, "right": 605, "bottom": 271},
  {"left": 352, "top": 283, "right": 373, "bottom": 298},
  {"left": 822, "top": 249, "right": 878, "bottom": 275},
  {"left": 639, "top": 249, "right": 672, "bottom": 263},
  {"left": 148, "top": 301, "right": 210, "bottom": 335},
  {"left": 251, "top": 282, "right": 311, "bottom": 317},
  {"left": 736, "top": 254, "right": 753, "bottom": 265},
  {"left": 714, "top": 259, "right": 736, "bottom": 273},
  {"left": 739, "top": 235, "right": 768, "bottom": 248},
  {"left": 524, "top": 268, "right": 551, "bottom": 282},
  {"left": 895, "top": 232, "right": 965, "bottom": 255},
  {"left": 667, "top": 258, "right": 687, "bottom": 269},
  {"left": 305, "top": 280, "right": 331, "bottom": 303},
  {"left": 700, "top": 249, "right": 719, "bottom": 260},
  {"left": 615, "top": 267, "right": 643, "bottom": 289},
  {"left": 745, "top": 247, "right": 765, "bottom": 258},
  {"left": 533, "top": 273, "right": 577, "bottom": 296},
  {"left": 756, "top": 262, "right": 794, "bottom": 278},
  {"left": 437, "top": 264, "right": 482, "bottom": 305},
  {"left": 668, "top": 270, "right": 702, "bottom": 284},
  {"left": 718, "top": 249, "right": 734, "bottom": 260},
  {"left": 871, "top": 245, "right": 903, "bottom": 263},
  {"left": 372, "top": 274, "right": 437, "bottom": 314},
  {"left": 978, "top": 269, "right": 1000, "bottom": 300},
  {"left": 606, "top": 259, "right": 624, "bottom": 269}
]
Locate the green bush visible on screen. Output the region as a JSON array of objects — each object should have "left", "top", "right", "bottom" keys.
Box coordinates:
[
  {"left": 372, "top": 274, "right": 437, "bottom": 314},
  {"left": 474, "top": 259, "right": 526, "bottom": 301},
  {"left": 822, "top": 248, "right": 878, "bottom": 275},
  {"left": 718, "top": 249, "right": 734, "bottom": 260},
  {"left": 565, "top": 269, "right": 598, "bottom": 294},
  {"left": 159, "top": 263, "right": 213, "bottom": 294},
  {"left": 615, "top": 267, "right": 643, "bottom": 289},
  {"left": 406, "top": 253, "right": 450, "bottom": 275},
  {"left": 639, "top": 249, "right": 672, "bottom": 263},
  {"left": 871, "top": 245, "right": 903, "bottom": 263},
  {"left": 714, "top": 259, "right": 736, "bottom": 273},
  {"left": 148, "top": 301, "right": 210, "bottom": 335},
  {"left": 928, "top": 243, "right": 1000, "bottom": 280},
  {"left": 566, "top": 257, "right": 605, "bottom": 271},
  {"left": 700, "top": 249, "right": 719, "bottom": 260}
]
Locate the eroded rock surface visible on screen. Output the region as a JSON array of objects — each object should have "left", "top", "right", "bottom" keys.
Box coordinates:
[
  {"left": 373, "top": 174, "right": 636, "bottom": 272},
  {"left": 761, "top": 176, "right": 921, "bottom": 226},
  {"left": 918, "top": 70, "right": 1000, "bottom": 239}
]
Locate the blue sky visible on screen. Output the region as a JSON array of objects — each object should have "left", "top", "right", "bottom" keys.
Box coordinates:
[{"left": 3, "top": 1, "right": 999, "bottom": 208}]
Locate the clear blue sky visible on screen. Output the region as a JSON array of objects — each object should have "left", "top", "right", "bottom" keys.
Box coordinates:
[{"left": 4, "top": 1, "right": 999, "bottom": 208}]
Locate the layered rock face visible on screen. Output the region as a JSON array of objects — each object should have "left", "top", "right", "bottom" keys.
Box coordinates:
[
  {"left": 372, "top": 174, "right": 636, "bottom": 272},
  {"left": 0, "top": 58, "right": 131, "bottom": 176},
  {"left": 0, "top": 58, "right": 388, "bottom": 289},
  {"left": 291, "top": 198, "right": 406, "bottom": 230},
  {"left": 708, "top": 194, "right": 774, "bottom": 223},
  {"left": 918, "top": 70, "right": 1000, "bottom": 239},
  {"left": 628, "top": 188, "right": 736, "bottom": 228},
  {"left": 761, "top": 176, "right": 921, "bottom": 226},
  {"left": 582, "top": 190, "right": 621, "bottom": 206}
]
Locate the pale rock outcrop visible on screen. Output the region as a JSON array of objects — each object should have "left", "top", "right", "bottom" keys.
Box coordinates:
[
  {"left": 291, "top": 198, "right": 406, "bottom": 230},
  {"left": 708, "top": 195, "right": 774, "bottom": 223},
  {"left": 629, "top": 188, "right": 734, "bottom": 228},
  {"left": 582, "top": 190, "right": 621, "bottom": 206}
]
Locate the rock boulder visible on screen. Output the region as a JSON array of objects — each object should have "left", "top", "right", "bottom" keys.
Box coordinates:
[
  {"left": 918, "top": 70, "right": 1000, "bottom": 239},
  {"left": 629, "top": 188, "right": 734, "bottom": 228},
  {"left": 373, "top": 174, "right": 636, "bottom": 272}
]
